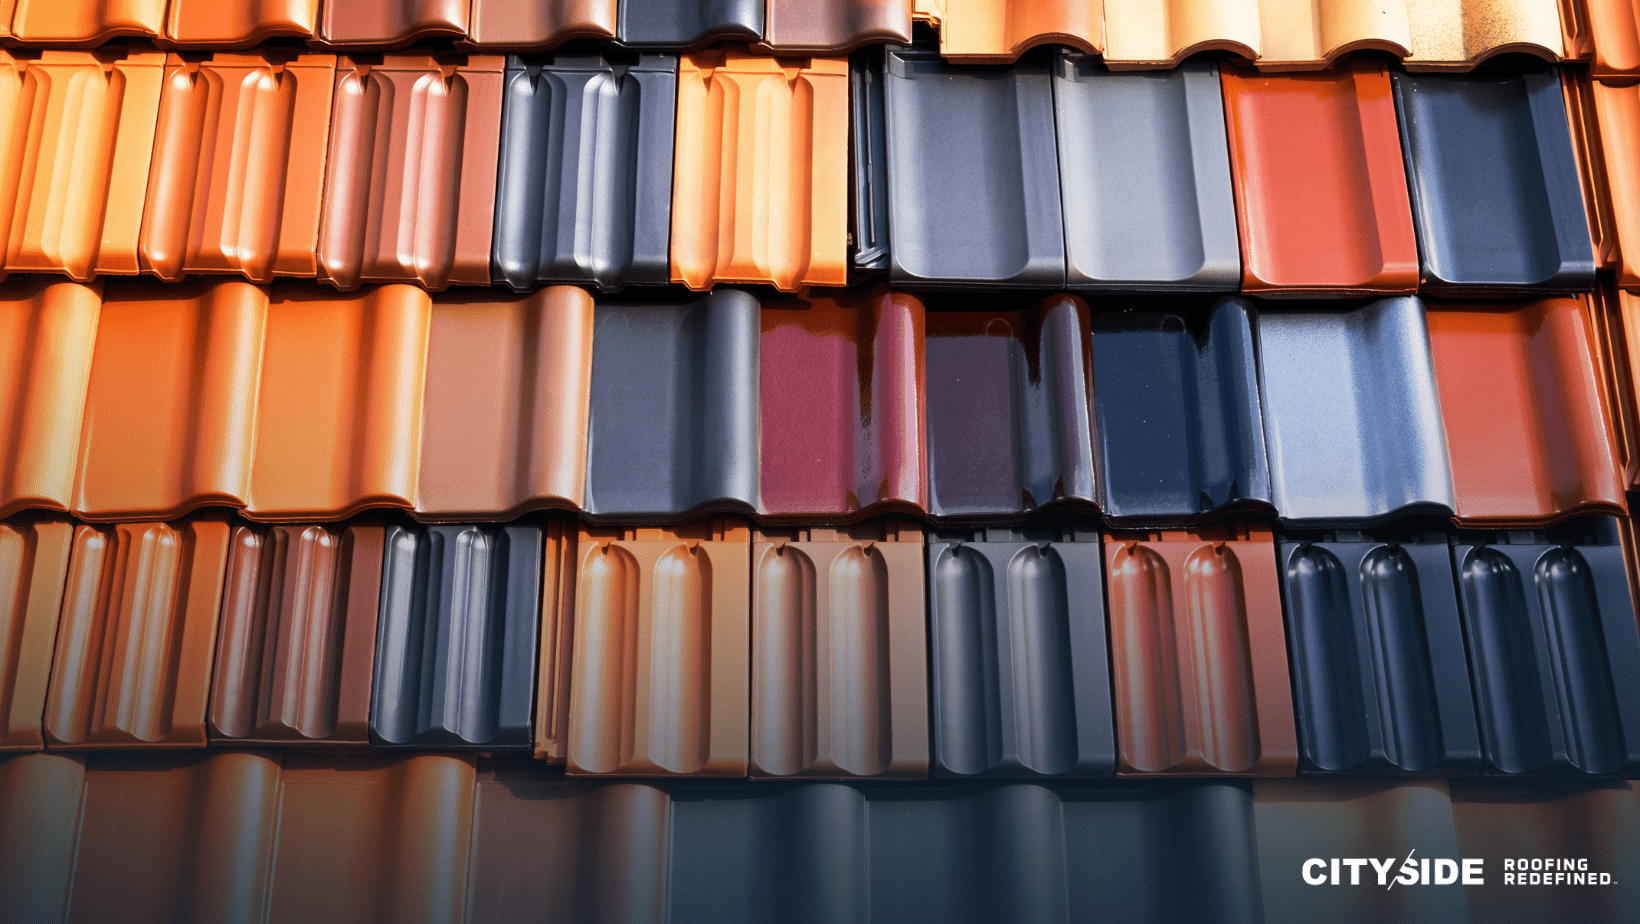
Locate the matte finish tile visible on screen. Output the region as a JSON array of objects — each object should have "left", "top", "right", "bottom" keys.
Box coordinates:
[
  {"left": 750, "top": 522, "right": 928, "bottom": 780},
  {"left": 925, "top": 295, "right": 1096, "bottom": 519},
  {"left": 1394, "top": 69, "right": 1595, "bottom": 296},
  {"left": 1053, "top": 55, "right": 1240, "bottom": 292},
  {"left": 73, "top": 280, "right": 266, "bottom": 521},
  {"left": 491, "top": 53, "right": 677, "bottom": 292},
  {"left": 1427, "top": 300, "right": 1626, "bottom": 525},
  {"left": 417, "top": 286, "right": 593, "bottom": 522},
  {"left": 1222, "top": 61, "right": 1420, "bottom": 297},
  {"left": 759, "top": 287, "right": 926, "bottom": 521},
  {"left": 850, "top": 47, "right": 888, "bottom": 272},
  {"left": 584, "top": 290, "right": 759, "bottom": 521},
  {"left": 6, "top": 0, "right": 165, "bottom": 45},
  {"left": 0, "top": 752, "right": 84, "bottom": 924},
  {"left": 932, "top": 0, "right": 1100, "bottom": 63},
  {"left": 371, "top": 523, "right": 542, "bottom": 750},
  {"left": 617, "top": 0, "right": 762, "bottom": 48},
  {"left": 0, "top": 48, "right": 163, "bottom": 281},
  {"left": 1105, "top": 525, "right": 1298, "bottom": 777},
  {"left": 318, "top": 0, "right": 469, "bottom": 48},
  {"left": 671, "top": 51, "right": 848, "bottom": 291},
  {"left": 761, "top": 0, "right": 912, "bottom": 52},
  {"left": 879, "top": 45, "right": 1065, "bottom": 288},
  {"left": 1589, "top": 0, "right": 1640, "bottom": 81},
  {"left": 318, "top": 54, "right": 502, "bottom": 291},
  {"left": 1590, "top": 80, "right": 1640, "bottom": 290},
  {"left": 1279, "top": 535, "right": 1481, "bottom": 775},
  {"left": 1090, "top": 299, "right": 1271, "bottom": 523},
  {"left": 1404, "top": 0, "right": 1566, "bottom": 71},
  {"left": 926, "top": 526, "right": 1114, "bottom": 778},
  {"left": 567, "top": 520, "right": 750, "bottom": 777},
  {"left": 1453, "top": 519, "right": 1640, "bottom": 776},
  {"left": 468, "top": 0, "right": 618, "bottom": 48},
  {"left": 163, "top": 0, "right": 317, "bottom": 46},
  {"left": 1256, "top": 297, "right": 1458, "bottom": 526},
  {"left": 208, "top": 523, "right": 385, "bottom": 747},
  {"left": 533, "top": 519, "right": 578, "bottom": 763},
  {"left": 140, "top": 52, "right": 335, "bottom": 283},
  {"left": 246, "top": 284, "right": 431, "bottom": 521},
  {"left": 1103, "top": 0, "right": 1413, "bottom": 71},
  {"left": 0, "top": 519, "right": 72, "bottom": 752},
  {"left": 44, "top": 518, "right": 230, "bottom": 750},
  {"left": 0, "top": 279, "right": 99, "bottom": 518}
]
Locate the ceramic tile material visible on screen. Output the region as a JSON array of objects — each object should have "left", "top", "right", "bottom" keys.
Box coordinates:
[
  {"left": 1453, "top": 518, "right": 1640, "bottom": 776},
  {"left": 1109, "top": 0, "right": 1419, "bottom": 72},
  {"left": 1404, "top": 0, "right": 1566, "bottom": 71},
  {"left": 878, "top": 45, "right": 1065, "bottom": 288},
  {"left": 1589, "top": 286, "right": 1640, "bottom": 489},
  {"left": 1221, "top": 61, "right": 1419, "bottom": 297},
  {"left": 1090, "top": 299, "right": 1271, "bottom": 523},
  {"left": 567, "top": 520, "right": 750, "bottom": 777},
  {"left": 759, "top": 287, "right": 926, "bottom": 521},
  {"left": 584, "top": 291, "right": 758, "bottom": 522},
  {"left": 5, "top": 0, "right": 165, "bottom": 45},
  {"left": 0, "top": 752, "right": 84, "bottom": 923},
  {"left": 1589, "top": 79, "right": 1640, "bottom": 289},
  {"left": 925, "top": 295, "right": 1096, "bottom": 520},
  {"left": 1279, "top": 533, "right": 1481, "bottom": 775},
  {"left": 0, "top": 48, "right": 163, "bottom": 281},
  {"left": 246, "top": 285, "right": 430, "bottom": 521},
  {"left": 761, "top": 0, "right": 912, "bottom": 52},
  {"left": 617, "top": 0, "right": 762, "bottom": 48},
  {"left": 1427, "top": 300, "right": 1626, "bottom": 525},
  {"left": 417, "top": 287, "right": 593, "bottom": 522},
  {"left": 371, "top": 523, "right": 542, "bottom": 751},
  {"left": 533, "top": 519, "right": 577, "bottom": 763},
  {"left": 850, "top": 47, "right": 888, "bottom": 272},
  {"left": 1104, "top": 525, "right": 1297, "bottom": 777},
  {"left": 1589, "top": 0, "right": 1640, "bottom": 81},
  {"left": 671, "top": 51, "right": 848, "bottom": 292},
  {"left": 1566, "top": 73, "right": 1617, "bottom": 276},
  {"left": 926, "top": 526, "right": 1114, "bottom": 778},
  {"left": 749, "top": 521, "right": 928, "bottom": 780},
  {"left": 491, "top": 53, "right": 677, "bottom": 292},
  {"left": 931, "top": 0, "right": 1100, "bottom": 63},
  {"left": 208, "top": 523, "right": 384, "bottom": 747},
  {"left": 1394, "top": 69, "right": 1595, "bottom": 296},
  {"left": 0, "top": 519, "right": 71, "bottom": 751},
  {"left": 139, "top": 52, "right": 334, "bottom": 283},
  {"left": 163, "top": 0, "right": 317, "bottom": 47},
  {"left": 1053, "top": 55, "right": 1240, "bottom": 291},
  {"left": 44, "top": 517, "right": 230, "bottom": 750},
  {"left": 0, "top": 279, "right": 99, "bottom": 518},
  {"left": 318, "top": 0, "right": 469, "bottom": 48},
  {"left": 467, "top": 0, "right": 617, "bottom": 48},
  {"left": 1256, "top": 298, "right": 1458, "bottom": 526},
  {"left": 1610, "top": 290, "right": 1640, "bottom": 488}
]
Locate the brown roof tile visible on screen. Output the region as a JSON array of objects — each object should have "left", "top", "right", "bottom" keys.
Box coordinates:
[
  {"left": 933, "top": 0, "right": 1100, "bottom": 63},
  {"left": 466, "top": 0, "right": 617, "bottom": 48},
  {"left": 760, "top": 0, "right": 913, "bottom": 52},
  {"left": 0, "top": 752, "right": 84, "bottom": 923},
  {"left": 535, "top": 519, "right": 578, "bottom": 763},
  {"left": 0, "top": 519, "right": 72, "bottom": 752},
  {"left": 6, "top": 0, "right": 165, "bottom": 46},
  {"left": 163, "top": 0, "right": 318, "bottom": 47},
  {"left": 0, "top": 279, "right": 100, "bottom": 518},
  {"left": 318, "top": 0, "right": 470, "bottom": 48}
]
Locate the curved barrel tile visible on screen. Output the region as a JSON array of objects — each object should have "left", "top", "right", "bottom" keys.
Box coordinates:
[
  {"left": 318, "top": 0, "right": 469, "bottom": 48},
  {"left": 934, "top": 0, "right": 1100, "bottom": 63},
  {"left": 0, "top": 279, "right": 100, "bottom": 518},
  {"left": 617, "top": 0, "right": 763, "bottom": 49},
  {"left": 468, "top": 0, "right": 617, "bottom": 48},
  {"left": 6, "top": 0, "right": 165, "bottom": 46},
  {"left": 1101, "top": 0, "right": 1258, "bottom": 70},
  {"left": 163, "top": 0, "right": 317, "bottom": 47},
  {"left": 761, "top": 0, "right": 912, "bottom": 52},
  {"left": 1404, "top": 0, "right": 1565, "bottom": 71}
]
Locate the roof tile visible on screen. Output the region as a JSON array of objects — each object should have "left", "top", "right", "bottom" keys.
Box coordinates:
[
  {"left": 6, "top": 0, "right": 165, "bottom": 46},
  {"left": 0, "top": 279, "right": 99, "bottom": 518},
  {"left": 534, "top": 521, "right": 577, "bottom": 763},
  {"left": 671, "top": 51, "right": 848, "bottom": 291},
  {"left": 1589, "top": 0, "right": 1640, "bottom": 81},
  {"left": 0, "top": 519, "right": 72, "bottom": 752},
  {"left": 317, "top": 0, "right": 469, "bottom": 48},
  {"left": 850, "top": 47, "right": 888, "bottom": 272},
  {"left": 1101, "top": 0, "right": 1261, "bottom": 70},
  {"left": 467, "top": 0, "right": 617, "bottom": 48},
  {"left": 761, "top": 0, "right": 912, "bottom": 52},
  {"left": 0, "top": 752, "right": 83, "bottom": 923},
  {"left": 933, "top": 0, "right": 1100, "bottom": 63},
  {"left": 1604, "top": 288, "right": 1640, "bottom": 488},
  {"left": 1404, "top": 0, "right": 1565, "bottom": 71},
  {"left": 617, "top": 0, "right": 763, "bottom": 48},
  {"left": 163, "top": 0, "right": 317, "bottom": 47},
  {"left": 1589, "top": 79, "right": 1640, "bottom": 289},
  {"left": 1105, "top": 524, "right": 1297, "bottom": 777}
]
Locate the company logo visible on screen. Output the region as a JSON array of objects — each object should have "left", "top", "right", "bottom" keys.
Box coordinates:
[{"left": 1303, "top": 852, "right": 1618, "bottom": 888}]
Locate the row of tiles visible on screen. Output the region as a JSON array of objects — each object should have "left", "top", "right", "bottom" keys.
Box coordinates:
[
  {"left": 3, "top": 512, "right": 1639, "bottom": 781},
  {"left": 0, "top": 46, "right": 1627, "bottom": 295},
  {"left": 1, "top": 280, "right": 1629, "bottom": 527},
  {"left": 1, "top": 753, "right": 1636, "bottom": 924}
]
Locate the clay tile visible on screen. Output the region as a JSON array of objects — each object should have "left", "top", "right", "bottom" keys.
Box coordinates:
[
  {"left": 0, "top": 49, "right": 164, "bottom": 281},
  {"left": 0, "top": 752, "right": 85, "bottom": 922},
  {"left": 758, "top": 287, "right": 927, "bottom": 521},
  {"left": 1564, "top": 71, "right": 1617, "bottom": 274},
  {"left": 934, "top": 0, "right": 1100, "bottom": 63},
  {"left": 73, "top": 280, "right": 267, "bottom": 522},
  {"left": 467, "top": 0, "right": 617, "bottom": 48},
  {"left": 534, "top": 519, "right": 578, "bottom": 763},
  {"left": 0, "top": 279, "right": 100, "bottom": 518},
  {"left": 671, "top": 51, "right": 848, "bottom": 292},
  {"left": 1404, "top": 0, "right": 1565, "bottom": 71},
  {"left": 208, "top": 523, "right": 384, "bottom": 747},
  {"left": 44, "top": 517, "right": 231, "bottom": 750},
  {"left": 617, "top": 0, "right": 763, "bottom": 49},
  {"left": 417, "top": 287, "right": 593, "bottom": 522},
  {"left": 1427, "top": 300, "right": 1626, "bottom": 525},
  {"left": 1221, "top": 61, "right": 1419, "bottom": 297},
  {"left": 163, "top": 0, "right": 317, "bottom": 47},
  {"left": 1101, "top": 0, "right": 1261, "bottom": 70},
  {"left": 492, "top": 53, "right": 677, "bottom": 292},
  {"left": 6, "top": 0, "right": 166, "bottom": 46},
  {"left": 567, "top": 519, "right": 750, "bottom": 777},
  {"left": 759, "top": 0, "right": 913, "bottom": 53},
  {"left": 1104, "top": 524, "right": 1297, "bottom": 777},
  {"left": 1588, "top": 286, "right": 1640, "bottom": 489},
  {"left": 317, "top": 0, "right": 469, "bottom": 48},
  {"left": 1588, "top": 0, "right": 1640, "bottom": 81},
  {"left": 246, "top": 284, "right": 431, "bottom": 521},
  {"left": 139, "top": 52, "right": 335, "bottom": 283},
  {"left": 0, "top": 519, "right": 73, "bottom": 752},
  {"left": 1590, "top": 79, "right": 1640, "bottom": 289},
  {"left": 318, "top": 54, "right": 502, "bottom": 292}
]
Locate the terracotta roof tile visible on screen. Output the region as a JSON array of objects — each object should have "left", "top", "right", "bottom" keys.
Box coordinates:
[
  {"left": 1589, "top": 79, "right": 1640, "bottom": 289},
  {"left": 0, "top": 518, "right": 72, "bottom": 752},
  {"left": 6, "top": 0, "right": 165, "bottom": 46},
  {"left": 1404, "top": 0, "right": 1566, "bottom": 71},
  {"left": 1587, "top": 286, "right": 1640, "bottom": 489},
  {"left": 671, "top": 51, "right": 848, "bottom": 291},
  {"left": 318, "top": 54, "right": 502, "bottom": 291},
  {"left": 1101, "top": 0, "right": 1261, "bottom": 70},
  {"left": 534, "top": 520, "right": 577, "bottom": 763},
  {"left": 317, "top": 0, "right": 470, "bottom": 48},
  {"left": 933, "top": 0, "right": 1100, "bottom": 63},
  {"left": 163, "top": 0, "right": 317, "bottom": 47},
  {"left": 760, "top": 0, "right": 912, "bottom": 53},
  {"left": 467, "top": 0, "right": 617, "bottom": 48},
  {"left": 1589, "top": 0, "right": 1640, "bottom": 80},
  {"left": 617, "top": 0, "right": 763, "bottom": 48},
  {"left": 1249, "top": 0, "right": 1412, "bottom": 71},
  {"left": 0, "top": 279, "right": 99, "bottom": 518},
  {"left": 1565, "top": 71, "right": 1618, "bottom": 273}
]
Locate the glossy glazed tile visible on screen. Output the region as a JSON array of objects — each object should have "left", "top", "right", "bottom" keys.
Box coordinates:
[
  {"left": 0, "top": 279, "right": 99, "bottom": 518},
  {"left": 925, "top": 295, "right": 1095, "bottom": 519},
  {"left": 317, "top": 54, "right": 502, "bottom": 291},
  {"left": 1104, "top": 525, "right": 1297, "bottom": 777},
  {"left": 1427, "top": 300, "right": 1626, "bottom": 525},
  {"left": 1588, "top": 286, "right": 1640, "bottom": 489},
  {"left": 467, "top": 0, "right": 617, "bottom": 48},
  {"left": 0, "top": 48, "right": 163, "bottom": 281},
  {"left": 567, "top": 520, "right": 750, "bottom": 777},
  {"left": 761, "top": 0, "right": 912, "bottom": 52},
  {"left": 417, "top": 286, "right": 593, "bottom": 522},
  {"left": 671, "top": 51, "right": 848, "bottom": 291},
  {"left": 933, "top": 0, "right": 1100, "bottom": 63},
  {"left": 0, "top": 519, "right": 71, "bottom": 751},
  {"left": 759, "top": 287, "right": 926, "bottom": 521},
  {"left": 1221, "top": 0, "right": 1411, "bottom": 73},
  {"left": 44, "top": 517, "right": 230, "bottom": 750},
  {"left": 491, "top": 53, "right": 677, "bottom": 292},
  {"left": 1222, "top": 61, "right": 1419, "bottom": 296},
  {"left": 926, "top": 526, "right": 1114, "bottom": 778},
  {"left": 318, "top": 0, "right": 469, "bottom": 48},
  {"left": 6, "top": 0, "right": 165, "bottom": 45},
  {"left": 533, "top": 519, "right": 577, "bottom": 763},
  {"left": 750, "top": 521, "right": 928, "bottom": 779},
  {"left": 1565, "top": 73, "right": 1616, "bottom": 274},
  {"left": 163, "top": 0, "right": 318, "bottom": 47},
  {"left": 617, "top": 0, "right": 762, "bottom": 48},
  {"left": 208, "top": 523, "right": 384, "bottom": 747},
  {"left": 1404, "top": 0, "right": 1565, "bottom": 71},
  {"left": 1589, "top": 0, "right": 1640, "bottom": 80},
  {"left": 850, "top": 47, "right": 888, "bottom": 272},
  {"left": 1589, "top": 79, "right": 1640, "bottom": 289}
]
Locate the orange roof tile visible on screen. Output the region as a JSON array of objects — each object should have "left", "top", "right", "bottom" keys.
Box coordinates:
[
  {"left": 1589, "top": 0, "right": 1640, "bottom": 80},
  {"left": 317, "top": 54, "right": 502, "bottom": 291},
  {"left": 0, "top": 519, "right": 72, "bottom": 752},
  {"left": 760, "top": 0, "right": 913, "bottom": 52},
  {"left": 0, "top": 279, "right": 99, "bottom": 519},
  {"left": 0, "top": 48, "right": 163, "bottom": 281},
  {"left": 1404, "top": 0, "right": 1566, "bottom": 70},
  {"left": 671, "top": 51, "right": 848, "bottom": 292},
  {"left": 163, "top": 0, "right": 317, "bottom": 47},
  {"left": 318, "top": 0, "right": 470, "bottom": 48},
  {"left": 467, "top": 0, "right": 617, "bottom": 48},
  {"left": 535, "top": 519, "right": 577, "bottom": 763},
  {"left": 1591, "top": 80, "right": 1640, "bottom": 288},
  {"left": 1566, "top": 72, "right": 1617, "bottom": 274},
  {"left": 1101, "top": 0, "right": 1260, "bottom": 70},
  {"left": 139, "top": 52, "right": 334, "bottom": 283},
  {"left": 1254, "top": 1, "right": 1412, "bottom": 71},
  {"left": 934, "top": 0, "right": 1100, "bottom": 63},
  {"left": 6, "top": 0, "right": 165, "bottom": 46}
]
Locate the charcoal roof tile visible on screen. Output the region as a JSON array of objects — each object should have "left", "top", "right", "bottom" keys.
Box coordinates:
[
  {"left": 760, "top": 0, "right": 912, "bottom": 52},
  {"left": 0, "top": 279, "right": 99, "bottom": 518},
  {"left": 468, "top": 0, "right": 617, "bottom": 48},
  {"left": 0, "top": 519, "right": 72, "bottom": 751},
  {"left": 5, "top": 0, "right": 165, "bottom": 46},
  {"left": 850, "top": 47, "right": 888, "bottom": 273},
  {"left": 317, "top": 0, "right": 469, "bottom": 48},
  {"left": 163, "top": 0, "right": 317, "bottom": 47},
  {"left": 617, "top": 0, "right": 762, "bottom": 49}
]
